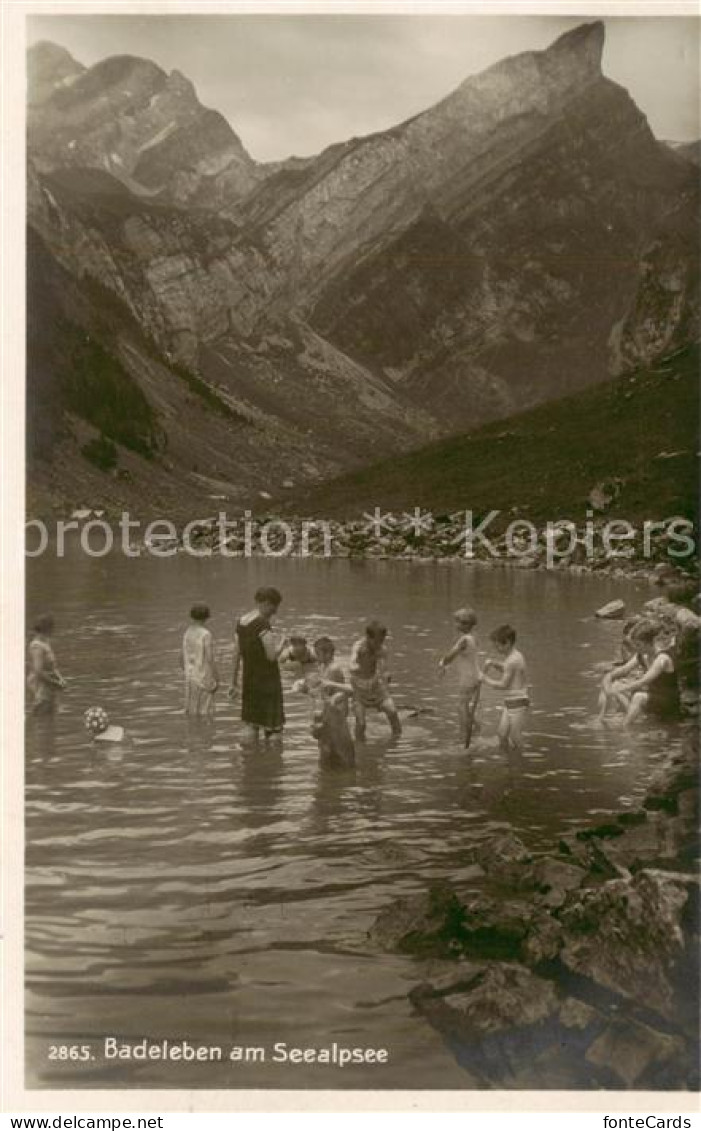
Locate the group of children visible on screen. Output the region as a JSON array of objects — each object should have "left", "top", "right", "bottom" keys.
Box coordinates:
[
  {"left": 438, "top": 608, "right": 529, "bottom": 752},
  {"left": 182, "top": 595, "right": 530, "bottom": 764},
  {"left": 28, "top": 593, "right": 681, "bottom": 761}
]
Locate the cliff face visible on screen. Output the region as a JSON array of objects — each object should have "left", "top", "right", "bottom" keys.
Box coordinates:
[
  {"left": 232, "top": 23, "right": 612, "bottom": 305},
  {"left": 26, "top": 177, "right": 436, "bottom": 516},
  {"left": 26, "top": 22, "right": 700, "bottom": 508}
]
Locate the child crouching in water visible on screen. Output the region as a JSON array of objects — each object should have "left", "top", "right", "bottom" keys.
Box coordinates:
[
  {"left": 294, "top": 637, "right": 355, "bottom": 769},
  {"left": 438, "top": 607, "right": 481, "bottom": 746},
  {"left": 182, "top": 604, "right": 219, "bottom": 717},
  {"left": 482, "top": 624, "right": 529, "bottom": 751}
]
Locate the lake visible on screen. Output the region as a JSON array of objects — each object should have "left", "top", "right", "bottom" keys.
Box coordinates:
[{"left": 25, "top": 553, "right": 683, "bottom": 1089}]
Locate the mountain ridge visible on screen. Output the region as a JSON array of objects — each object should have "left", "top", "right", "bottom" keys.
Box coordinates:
[{"left": 26, "top": 21, "right": 699, "bottom": 511}]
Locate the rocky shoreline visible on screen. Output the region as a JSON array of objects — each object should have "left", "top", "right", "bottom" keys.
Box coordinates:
[
  {"left": 369, "top": 733, "right": 699, "bottom": 1090},
  {"left": 50, "top": 508, "right": 695, "bottom": 587}
]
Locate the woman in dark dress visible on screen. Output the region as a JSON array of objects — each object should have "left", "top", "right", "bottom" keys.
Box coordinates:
[{"left": 230, "top": 587, "right": 287, "bottom": 744}]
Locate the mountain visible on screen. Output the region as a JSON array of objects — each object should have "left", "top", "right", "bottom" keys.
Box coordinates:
[
  {"left": 279, "top": 343, "right": 699, "bottom": 527},
  {"left": 26, "top": 23, "right": 700, "bottom": 511},
  {"left": 27, "top": 43, "right": 263, "bottom": 208}
]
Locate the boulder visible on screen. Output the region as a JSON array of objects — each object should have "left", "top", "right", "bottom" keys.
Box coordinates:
[
  {"left": 369, "top": 885, "right": 466, "bottom": 957},
  {"left": 472, "top": 832, "right": 533, "bottom": 886},
  {"left": 457, "top": 894, "right": 533, "bottom": 960},
  {"left": 584, "top": 1018, "right": 686, "bottom": 1088},
  {"left": 559, "top": 870, "right": 689, "bottom": 1020},
  {"left": 409, "top": 962, "right": 563, "bottom": 1084},
  {"left": 644, "top": 740, "right": 699, "bottom": 814},
  {"left": 521, "top": 910, "right": 564, "bottom": 965},
  {"left": 410, "top": 962, "right": 559, "bottom": 1038},
  {"left": 529, "top": 855, "right": 587, "bottom": 896},
  {"left": 594, "top": 813, "right": 678, "bottom": 871},
  {"left": 409, "top": 963, "right": 637, "bottom": 1089},
  {"left": 595, "top": 599, "right": 626, "bottom": 619},
  {"left": 558, "top": 833, "right": 619, "bottom": 877}
]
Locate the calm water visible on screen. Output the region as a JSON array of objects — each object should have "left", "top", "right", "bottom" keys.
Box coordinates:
[{"left": 25, "top": 554, "right": 682, "bottom": 1090}]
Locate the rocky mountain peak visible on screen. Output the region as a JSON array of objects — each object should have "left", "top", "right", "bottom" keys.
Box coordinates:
[
  {"left": 66, "top": 53, "right": 167, "bottom": 104},
  {"left": 537, "top": 20, "right": 605, "bottom": 94},
  {"left": 449, "top": 18, "right": 605, "bottom": 118},
  {"left": 27, "top": 43, "right": 262, "bottom": 206},
  {"left": 28, "top": 40, "right": 85, "bottom": 105},
  {"left": 547, "top": 20, "right": 605, "bottom": 70}
]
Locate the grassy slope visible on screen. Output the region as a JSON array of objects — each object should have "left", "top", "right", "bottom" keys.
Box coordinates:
[{"left": 283, "top": 346, "right": 699, "bottom": 526}]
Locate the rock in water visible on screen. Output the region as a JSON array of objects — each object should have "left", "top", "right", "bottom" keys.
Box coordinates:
[
  {"left": 369, "top": 886, "right": 466, "bottom": 956},
  {"left": 472, "top": 832, "right": 533, "bottom": 886},
  {"left": 559, "top": 871, "right": 688, "bottom": 1021},
  {"left": 595, "top": 599, "right": 626, "bottom": 619},
  {"left": 410, "top": 963, "right": 564, "bottom": 1085}
]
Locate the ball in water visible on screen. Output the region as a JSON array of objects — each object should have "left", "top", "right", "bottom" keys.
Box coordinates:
[{"left": 84, "top": 706, "right": 109, "bottom": 737}]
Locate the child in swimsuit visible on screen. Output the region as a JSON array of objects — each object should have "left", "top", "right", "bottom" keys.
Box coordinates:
[
  {"left": 349, "top": 620, "right": 402, "bottom": 741},
  {"left": 618, "top": 627, "right": 680, "bottom": 724},
  {"left": 596, "top": 619, "right": 654, "bottom": 721},
  {"left": 481, "top": 624, "right": 529, "bottom": 752},
  {"left": 182, "top": 603, "right": 219, "bottom": 717},
  {"left": 294, "top": 637, "right": 355, "bottom": 768},
  {"left": 438, "top": 607, "right": 481, "bottom": 743}
]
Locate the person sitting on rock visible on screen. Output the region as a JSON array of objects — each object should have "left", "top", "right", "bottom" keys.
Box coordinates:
[
  {"left": 618, "top": 626, "right": 681, "bottom": 724},
  {"left": 349, "top": 620, "right": 402, "bottom": 741},
  {"left": 596, "top": 618, "right": 655, "bottom": 722}
]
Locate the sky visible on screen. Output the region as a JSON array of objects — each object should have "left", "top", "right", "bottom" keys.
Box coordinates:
[{"left": 27, "top": 14, "right": 700, "bottom": 161}]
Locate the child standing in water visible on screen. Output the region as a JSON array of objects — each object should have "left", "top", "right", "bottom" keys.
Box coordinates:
[
  {"left": 438, "top": 607, "right": 481, "bottom": 744},
  {"left": 349, "top": 620, "right": 402, "bottom": 741},
  {"left": 294, "top": 637, "right": 356, "bottom": 768},
  {"left": 482, "top": 624, "right": 529, "bottom": 751},
  {"left": 27, "top": 614, "right": 66, "bottom": 716},
  {"left": 182, "top": 604, "right": 219, "bottom": 717}
]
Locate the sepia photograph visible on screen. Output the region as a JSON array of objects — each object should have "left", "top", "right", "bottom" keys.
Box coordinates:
[{"left": 14, "top": 1, "right": 700, "bottom": 1100}]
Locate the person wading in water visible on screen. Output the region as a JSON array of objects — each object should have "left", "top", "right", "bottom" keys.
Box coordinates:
[
  {"left": 230, "top": 587, "right": 287, "bottom": 746},
  {"left": 27, "top": 614, "right": 67, "bottom": 716}
]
